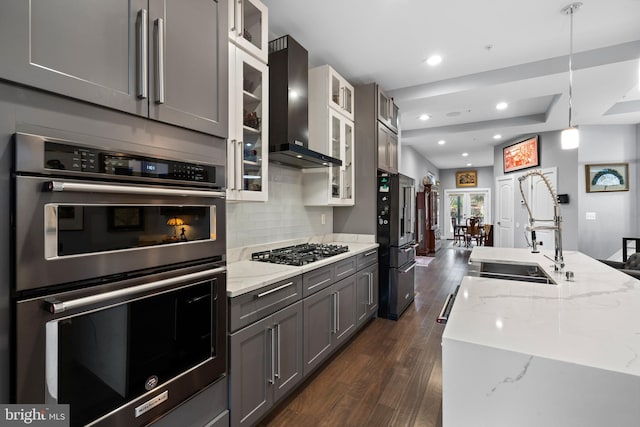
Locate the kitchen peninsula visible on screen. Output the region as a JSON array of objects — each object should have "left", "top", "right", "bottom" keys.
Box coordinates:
[{"left": 442, "top": 247, "right": 640, "bottom": 427}]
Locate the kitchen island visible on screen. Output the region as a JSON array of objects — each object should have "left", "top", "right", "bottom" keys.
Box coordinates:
[{"left": 442, "top": 247, "right": 640, "bottom": 427}]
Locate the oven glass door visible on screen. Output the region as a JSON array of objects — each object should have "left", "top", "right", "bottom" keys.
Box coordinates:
[
  {"left": 15, "top": 175, "right": 226, "bottom": 292},
  {"left": 47, "top": 204, "right": 216, "bottom": 258},
  {"left": 46, "top": 280, "right": 215, "bottom": 426}
]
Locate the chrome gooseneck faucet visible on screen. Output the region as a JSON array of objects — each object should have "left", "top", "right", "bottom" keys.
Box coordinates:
[{"left": 518, "top": 170, "right": 564, "bottom": 272}]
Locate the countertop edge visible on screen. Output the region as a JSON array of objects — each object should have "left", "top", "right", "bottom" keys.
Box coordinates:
[{"left": 226, "top": 242, "right": 380, "bottom": 297}]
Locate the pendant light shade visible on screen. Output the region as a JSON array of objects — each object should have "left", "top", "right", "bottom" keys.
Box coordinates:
[
  {"left": 561, "top": 127, "right": 579, "bottom": 149},
  {"left": 561, "top": 2, "right": 582, "bottom": 150}
]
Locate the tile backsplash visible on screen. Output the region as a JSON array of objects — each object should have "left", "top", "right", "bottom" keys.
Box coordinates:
[{"left": 226, "top": 164, "right": 333, "bottom": 248}]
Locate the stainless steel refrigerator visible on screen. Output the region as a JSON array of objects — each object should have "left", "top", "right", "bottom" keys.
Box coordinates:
[{"left": 377, "top": 172, "right": 417, "bottom": 319}]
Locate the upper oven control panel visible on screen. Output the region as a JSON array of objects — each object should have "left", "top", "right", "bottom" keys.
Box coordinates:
[{"left": 43, "top": 141, "right": 217, "bottom": 184}]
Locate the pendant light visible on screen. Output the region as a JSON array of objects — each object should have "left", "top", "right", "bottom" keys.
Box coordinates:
[{"left": 560, "top": 2, "right": 582, "bottom": 150}]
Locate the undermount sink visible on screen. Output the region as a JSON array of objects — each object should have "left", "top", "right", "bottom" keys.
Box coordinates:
[{"left": 472, "top": 262, "right": 555, "bottom": 284}]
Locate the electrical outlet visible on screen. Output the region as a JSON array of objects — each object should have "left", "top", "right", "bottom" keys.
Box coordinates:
[{"left": 586, "top": 212, "right": 596, "bottom": 220}]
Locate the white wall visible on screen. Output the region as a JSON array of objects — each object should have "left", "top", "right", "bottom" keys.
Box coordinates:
[
  {"left": 226, "top": 164, "right": 333, "bottom": 248},
  {"left": 400, "top": 145, "right": 439, "bottom": 191},
  {"left": 494, "top": 132, "right": 579, "bottom": 251},
  {"left": 578, "top": 125, "right": 638, "bottom": 259}
]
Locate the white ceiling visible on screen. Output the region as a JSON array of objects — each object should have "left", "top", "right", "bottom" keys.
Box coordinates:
[{"left": 263, "top": 0, "right": 640, "bottom": 169}]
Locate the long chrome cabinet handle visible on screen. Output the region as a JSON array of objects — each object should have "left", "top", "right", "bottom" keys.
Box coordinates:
[
  {"left": 136, "top": 9, "right": 148, "bottom": 99},
  {"left": 46, "top": 181, "right": 225, "bottom": 198},
  {"left": 230, "top": 0, "right": 237, "bottom": 32},
  {"left": 237, "top": 0, "right": 243, "bottom": 37},
  {"left": 332, "top": 292, "right": 337, "bottom": 334},
  {"left": 154, "top": 18, "right": 165, "bottom": 104},
  {"left": 368, "top": 272, "right": 373, "bottom": 305},
  {"left": 268, "top": 327, "right": 275, "bottom": 384},
  {"left": 237, "top": 140, "right": 244, "bottom": 191},
  {"left": 255, "top": 281, "right": 294, "bottom": 298},
  {"left": 229, "top": 139, "right": 236, "bottom": 190},
  {"left": 44, "top": 267, "right": 226, "bottom": 314},
  {"left": 275, "top": 323, "right": 281, "bottom": 379},
  {"left": 336, "top": 291, "right": 340, "bottom": 332},
  {"left": 363, "top": 250, "right": 377, "bottom": 257}
]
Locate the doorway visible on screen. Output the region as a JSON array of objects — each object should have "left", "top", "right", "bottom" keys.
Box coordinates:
[{"left": 444, "top": 188, "right": 491, "bottom": 240}]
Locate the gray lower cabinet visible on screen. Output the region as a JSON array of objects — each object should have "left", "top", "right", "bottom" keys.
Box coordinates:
[
  {"left": 303, "top": 274, "right": 357, "bottom": 376},
  {"left": 0, "top": 0, "right": 227, "bottom": 136},
  {"left": 229, "top": 301, "right": 303, "bottom": 427},
  {"left": 356, "top": 263, "right": 379, "bottom": 327}
]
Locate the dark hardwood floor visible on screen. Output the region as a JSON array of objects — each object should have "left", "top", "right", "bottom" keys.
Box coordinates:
[{"left": 258, "top": 244, "right": 471, "bottom": 427}]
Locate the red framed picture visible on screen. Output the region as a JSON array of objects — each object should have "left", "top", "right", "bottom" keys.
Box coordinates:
[{"left": 503, "top": 135, "right": 540, "bottom": 173}]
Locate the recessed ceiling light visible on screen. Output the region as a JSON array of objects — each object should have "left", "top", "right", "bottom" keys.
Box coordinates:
[
  {"left": 493, "top": 134, "right": 502, "bottom": 139},
  {"left": 296, "top": 155, "right": 303, "bottom": 158},
  {"left": 437, "top": 140, "right": 446, "bottom": 145},
  {"left": 462, "top": 152, "right": 469, "bottom": 157},
  {"left": 426, "top": 55, "right": 442, "bottom": 66},
  {"left": 419, "top": 114, "right": 430, "bottom": 121},
  {"left": 496, "top": 102, "right": 508, "bottom": 110},
  {"left": 466, "top": 163, "right": 472, "bottom": 167}
]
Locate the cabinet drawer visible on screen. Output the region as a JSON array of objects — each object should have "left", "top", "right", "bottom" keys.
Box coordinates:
[
  {"left": 229, "top": 275, "right": 303, "bottom": 332},
  {"left": 356, "top": 248, "right": 378, "bottom": 270},
  {"left": 303, "top": 264, "right": 335, "bottom": 297},
  {"left": 334, "top": 256, "right": 357, "bottom": 281}
]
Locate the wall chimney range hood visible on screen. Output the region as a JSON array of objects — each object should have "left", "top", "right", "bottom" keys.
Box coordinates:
[{"left": 268, "top": 35, "right": 342, "bottom": 168}]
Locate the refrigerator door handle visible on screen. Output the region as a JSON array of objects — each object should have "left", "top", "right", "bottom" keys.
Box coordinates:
[{"left": 401, "top": 262, "right": 417, "bottom": 274}]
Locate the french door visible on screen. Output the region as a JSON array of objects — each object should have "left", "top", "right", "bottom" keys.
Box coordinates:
[{"left": 444, "top": 189, "right": 491, "bottom": 240}]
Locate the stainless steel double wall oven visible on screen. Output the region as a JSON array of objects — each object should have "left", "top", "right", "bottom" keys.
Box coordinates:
[{"left": 11, "top": 133, "right": 227, "bottom": 426}]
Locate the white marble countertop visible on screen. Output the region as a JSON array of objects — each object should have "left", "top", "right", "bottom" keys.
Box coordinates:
[
  {"left": 227, "top": 235, "right": 379, "bottom": 297},
  {"left": 443, "top": 246, "right": 640, "bottom": 376}
]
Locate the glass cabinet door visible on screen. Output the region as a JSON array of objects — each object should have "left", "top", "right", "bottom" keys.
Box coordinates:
[
  {"left": 229, "top": 46, "right": 268, "bottom": 201},
  {"left": 330, "top": 112, "right": 341, "bottom": 199},
  {"left": 229, "top": 0, "right": 268, "bottom": 63},
  {"left": 343, "top": 121, "right": 354, "bottom": 201},
  {"left": 241, "top": 54, "right": 265, "bottom": 194},
  {"left": 328, "top": 67, "right": 354, "bottom": 121}
]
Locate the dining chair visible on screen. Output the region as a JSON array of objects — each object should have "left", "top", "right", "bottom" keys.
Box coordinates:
[
  {"left": 452, "top": 217, "right": 465, "bottom": 246},
  {"left": 465, "top": 217, "right": 482, "bottom": 247}
]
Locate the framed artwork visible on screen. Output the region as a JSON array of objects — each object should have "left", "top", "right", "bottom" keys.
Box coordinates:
[
  {"left": 456, "top": 170, "right": 477, "bottom": 188},
  {"left": 58, "top": 206, "right": 84, "bottom": 231},
  {"left": 108, "top": 207, "right": 144, "bottom": 231},
  {"left": 585, "top": 163, "right": 629, "bottom": 193},
  {"left": 503, "top": 135, "right": 540, "bottom": 173}
]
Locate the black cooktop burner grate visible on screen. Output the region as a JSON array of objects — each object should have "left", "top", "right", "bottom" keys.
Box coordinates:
[{"left": 251, "top": 244, "right": 349, "bottom": 266}]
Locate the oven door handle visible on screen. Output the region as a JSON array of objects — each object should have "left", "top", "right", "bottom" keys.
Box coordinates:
[
  {"left": 44, "top": 267, "right": 226, "bottom": 314},
  {"left": 45, "top": 180, "right": 225, "bottom": 198}
]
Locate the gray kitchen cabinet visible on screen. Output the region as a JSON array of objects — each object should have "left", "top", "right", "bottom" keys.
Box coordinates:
[
  {"left": 302, "top": 285, "right": 333, "bottom": 375},
  {"left": 356, "top": 263, "right": 379, "bottom": 327},
  {"left": 303, "top": 274, "right": 357, "bottom": 376},
  {"left": 229, "top": 301, "right": 303, "bottom": 427},
  {"left": 378, "top": 121, "right": 398, "bottom": 173},
  {"left": 0, "top": 0, "right": 227, "bottom": 137},
  {"left": 333, "top": 274, "right": 357, "bottom": 345}
]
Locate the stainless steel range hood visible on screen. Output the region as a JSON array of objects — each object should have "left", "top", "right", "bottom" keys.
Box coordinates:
[{"left": 268, "top": 35, "right": 342, "bottom": 169}]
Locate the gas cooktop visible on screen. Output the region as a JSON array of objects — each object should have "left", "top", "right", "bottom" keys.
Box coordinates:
[{"left": 251, "top": 243, "right": 349, "bottom": 266}]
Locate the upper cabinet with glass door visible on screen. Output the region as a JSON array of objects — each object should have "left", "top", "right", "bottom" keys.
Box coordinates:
[
  {"left": 227, "top": 45, "right": 268, "bottom": 202},
  {"left": 378, "top": 87, "right": 399, "bottom": 134},
  {"left": 306, "top": 66, "right": 355, "bottom": 206},
  {"left": 228, "top": 0, "right": 268, "bottom": 63},
  {"left": 304, "top": 110, "right": 354, "bottom": 206},
  {"left": 309, "top": 65, "right": 354, "bottom": 121}
]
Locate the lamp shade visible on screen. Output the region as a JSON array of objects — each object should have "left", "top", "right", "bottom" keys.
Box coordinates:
[
  {"left": 561, "top": 127, "right": 579, "bottom": 150},
  {"left": 166, "top": 217, "right": 184, "bottom": 226}
]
